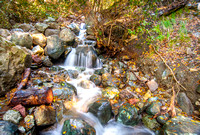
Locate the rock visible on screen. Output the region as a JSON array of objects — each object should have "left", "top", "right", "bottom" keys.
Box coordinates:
[
  {"left": 31, "top": 33, "right": 47, "bottom": 47},
  {"left": 45, "top": 35, "right": 64, "bottom": 59},
  {"left": 34, "top": 105, "right": 56, "bottom": 126},
  {"left": 67, "top": 69, "right": 79, "bottom": 79},
  {"left": 43, "top": 17, "right": 56, "bottom": 23},
  {"left": 62, "top": 119, "right": 96, "bottom": 135},
  {"left": 102, "top": 73, "right": 120, "bottom": 87},
  {"left": 12, "top": 104, "right": 26, "bottom": 117},
  {"left": 35, "top": 23, "right": 49, "bottom": 33},
  {"left": 17, "top": 23, "right": 32, "bottom": 32},
  {"left": 162, "top": 115, "right": 200, "bottom": 135},
  {"left": 32, "top": 45, "right": 44, "bottom": 55},
  {"left": 59, "top": 28, "right": 75, "bottom": 45},
  {"left": 146, "top": 79, "right": 158, "bottom": 92},
  {"left": 3, "top": 110, "right": 22, "bottom": 124},
  {"left": 119, "top": 89, "right": 137, "bottom": 100},
  {"left": 78, "top": 80, "right": 94, "bottom": 89},
  {"left": 94, "top": 68, "right": 106, "bottom": 75},
  {"left": 11, "top": 28, "right": 24, "bottom": 32},
  {"left": 32, "top": 79, "right": 43, "bottom": 86},
  {"left": 0, "top": 28, "right": 11, "bottom": 38},
  {"left": 102, "top": 87, "right": 119, "bottom": 99},
  {"left": 157, "top": 113, "right": 169, "bottom": 125},
  {"left": 0, "top": 37, "right": 32, "bottom": 96},
  {"left": 45, "top": 29, "right": 60, "bottom": 37},
  {"left": 126, "top": 71, "right": 137, "bottom": 81},
  {"left": 86, "top": 26, "right": 94, "bottom": 36},
  {"left": 47, "top": 22, "right": 59, "bottom": 29},
  {"left": 90, "top": 74, "right": 101, "bottom": 86},
  {"left": 42, "top": 56, "right": 53, "bottom": 67},
  {"left": 143, "top": 90, "right": 152, "bottom": 101},
  {"left": 142, "top": 114, "right": 161, "bottom": 131},
  {"left": 0, "top": 121, "right": 18, "bottom": 135},
  {"left": 18, "top": 126, "right": 26, "bottom": 134},
  {"left": 177, "top": 92, "right": 194, "bottom": 115},
  {"left": 24, "top": 115, "right": 35, "bottom": 130},
  {"left": 68, "top": 23, "right": 80, "bottom": 35},
  {"left": 88, "top": 98, "right": 112, "bottom": 124},
  {"left": 196, "top": 84, "right": 200, "bottom": 94},
  {"left": 146, "top": 102, "right": 161, "bottom": 115},
  {"left": 10, "top": 31, "right": 33, "bottom": 49},
  {"left": 116, "top": 103, "right": 139, "bottom": 126}
]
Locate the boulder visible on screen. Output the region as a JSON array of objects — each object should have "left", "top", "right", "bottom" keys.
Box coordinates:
[
  {"left": 59, "top": 28, "right": 75, "bottom": 45},
  {"left": 35, "top": 23, "right": 49, "bottom": 33},
  {"left": 10, "top": 31, "right": 33, "bottom": 49},
  {"left": 0, "top": 28, "right": 11, "bottom": 38},
  {"left": 0, "top": 37, "right": 32, "bottom": 96},
  {"left": 34, "top": 105, "right": 56, "bottom": 126},
  {"left": 102, "top": 87, "right": 119, "bottom": 99},
  {"left": 31, "top": 33, "right": 47, "bottom": 47},
  {"left": 68, "top": 23, "right": 80, "bottom": 35},
  {"left": 45, "top": 35, "right": 64, "bottom": 59},
  {"left": 45, "top": 29, "right": 60, "bottom": 37},
  {"left": 90, "top": 74, "right": 102, "bottom": 86},
  {"left": 17, "top": 23, "right": 32, "bottom": 32},
  {"left": 0, "top": 121, "right": 18, "bottom": 135},
  {"left": 32, "top": 45, "right": 44, "bottom": 55},
  {"left": 3, "top": 110, "right": 22, "bottom": 124},
  {"left": 102, "top": 73, "right": 120, "bottom": 87}
]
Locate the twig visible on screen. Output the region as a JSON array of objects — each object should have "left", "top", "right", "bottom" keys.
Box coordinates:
[
  {"left": 107, "top": 24, "right": 113, "bottom": 47},
  {"left": 152, "top": 45, "right": 187, "bottom": 91}
]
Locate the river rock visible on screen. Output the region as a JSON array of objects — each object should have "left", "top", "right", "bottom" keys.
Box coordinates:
[
  {"left": 3, "top": 110, "right": 22, "bottom": 124},
  {"left": 90, "top": 74, "right": 102, "bottom": 86},
  {"left": 67, "top": 69, "right": 79, "bottom": 79},
  {"left": 94, "top": 68, "right": 106, "bottom": 75},
  {"left": 162, "top": 115, "right": 200, "bottom": 135},
  {"left": 45, "top": 29, "right": 60, "bottom": 37},
  {"left": 32, "top": 45, "right": 44, "bottom": 55},
  {"left": 10, "top": 31, "right": 33, "bottom": 49},
  {"left": 157, "top": 113, "right": 169, "bottom": 125},
  {"left": 12, "top": 104, "right": 26, "bottom": 117},
  {"left": 44, "top": 17, "right": 56, "bottom": 23},
  {"left": 0, "top": 37, "right": 32, "bottom": 96},
  {"left": 102, "top": 73, "right": 120, "bottom": 87},
  {"left": 146, "top": 102, "right": 161, "bottom": 115},
  {"left": 59, "top": 28, "right": 75, "bottom": 45},
  {"left": 45, "top": 35, "right": 64, "bottom": 59},
  {"left": 102, "top": 87, "right": 119, "bottom": 99},
  {"left": 34, "top": 105, "right": 56, "bottom": 126},
  {"left": 47, "top": 22, "right": 59, "bottom": 29},
  {"left": 78, "top": 80, "right": 93, "bottom": 89},
  {"left": 142, "top": 114, "right": 161, "bottom": 131},
  {"left": 31, "top": 33, "right": 47, "bottom": 47},
  {"left": 126, "top": 71, "right": 137, "bottom": 81},
  {"left": 146, "top": 79, "right": 158, "bottom": 92},
  {"left": 35, "top": 23, "right": 49, "bottom": 33},
  {"left": 116, "top": 103, "right": 139, "bottom": 126},
  {"left": 196, "top": 84, "right": 200, "bottom": 94},
  {"left": 0, "top": 121, "right": 18, "bottom": 135},
  {"left": 42, "top": 56, "right": 53, "bottom": 67},
  {"left": 24, "top": 115, "right": 35, "bottom": 130},
  {"left": 88, "top": 98, "right": 112, "bottom": 124},
  {"left": 68, "top": 23, "right": 80, "bottom": 35},
  {"left": 17, "top": 23, "right": 32, "bottom": 32},
  {"left": 0, "top": 28, "right": 11, "bottom": 38},
  {"left": 177, "top": 92, "right": 194, "bottom": 115},
  {"left": 62, "top": 119, "right": 96, "bottom": 135}
]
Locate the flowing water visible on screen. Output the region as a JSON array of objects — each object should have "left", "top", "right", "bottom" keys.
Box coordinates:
[{"left": 42, "top": 23, "right": 154, "bottom": 135}]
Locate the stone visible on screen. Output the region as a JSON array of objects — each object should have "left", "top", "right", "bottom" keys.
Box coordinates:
[
  {"left": 0, "top": 121, "right": 18, "bottom": 135},
  {"left": 62, "top": 119, "right": 96, "bottom": 135},
  {"left": 143, "top": 90, "right": 152, "bottom": 101},
  {"left": 116, "top": 103, "right": 139, "bottom": 126},
  {"left": 10, "top": 31, "right": 33, "bottom": 49},
  {"left": 90, "top": 74, "right": 101, "bottom": 86},
  {"left": 43, "top": 17, "right": 56, "bottom": 23},
  {"left": 142, "top": 114, "right": 161, "bottom": 131},
  {"left": 59, "top": 28, "right": 75, "bottom": 45},
  {"left": 34, "top": 105, "right": 56, "bottom": 126},
  {"left": 3, "top": 110, "right": 22, "bottom": 124},
  {"left": 11, "top": 28, "right": 24, "bottom": 32},
  {"left": 196, "top": 84, "right": 200, "bottom": 94},
  {"left": 162, "top": 115, "right": 200, "bottom": 135},
  {"left": 146, "top": 79, "right": 158, "bottom": 92},
  {"left": 45, "top": 29, "right": 60, "bottom": 37},
  {"left": 32, "top": 45, "right": 44, "bottom": 55},
  {"left": 45, "top": 35, "right": 64, "bottom": 59},
  {"left": 68, "top": 23, "right": 80, "bottom": 35},
  {"left": 126, "top": 71, "right": 137, "bottom": 81},
  {"left": 0, "top": 37, "right": 32, "bottom": 96},
  {"left": 18, "top": 126, "right": 26, "bottom": 133},
  {"left": 24, "top": 115, "right": 35, "bottom": 130},
  {"left": 102, "top": 73, "right": 120, "bottom": 87},
  {"left": 88, "top": 98, "right": 112, "bottom": 124},
  {"left": 67, "top": 69, "right": 79, "bottom": 79},
  {"left": 102, "top": 87, "right": 119, "bottom": 99},
  {"left": 35, "top": 23, "right": 49, "bottom": 33},
  {"left": 146, "top": 102, "right": 161, "bottom": 115},
  {"left": 31, "top": 33, "right": 47, "bottom": 48},
  {"left": 78, "top": 80, "right": 94, "bottom": 89},
  {"left": 17, "top": 23, "right": 32, "bottom": 32},
  {"left": 0, "top": 28, "right": 11, "bottom": 38},
  {"left": 157, "top": 113, "right": 169, "bottom": 125},
  {"left": 177, "top": 92, "right": 194, "bottom": 115},
  {"left": 47, "top": 22, "right": 59, "bottom": 29},
  {"left": 12, "top": 104, "right": 26, "bottom": 117},
  {"left": 42, "top": 56, "right": 53, "bottom": 67}
]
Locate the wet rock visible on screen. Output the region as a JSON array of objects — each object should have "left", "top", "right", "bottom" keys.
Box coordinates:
[
  {"left": 90, "top": 74, "right": 101, "bottom": 86},
  {"left": 62, "top": 119, "right": 96, "bottom": 135},
  {"left": 31, "top": 33, "right": 47, "bottom": 47},
  {"left": 116, "top": 103, "right": 139, "bottom": 126},
  {"left": 68, "top": 23, "right": 80, "bottom": 35},
  {"left": 17, "top": 23, "right": 32, "bottom": 32},
  {"left": 162, "top": 115, "right": 200, "bottom": 135},
  {"left": 24, "top": 115, "right": 35, "bottom": 130},
  {"left": 177, "top": 92, "right": 194, "bottom": 115},
  {"left": 32, "top": 79, "right": 43, "bottom": 86},
  {"left": 59, "top": 28, "right": 75, "bottom": 45},
  {"left": 34, "top": 105, "right": 56, "bottom": 126},
  {"left": 45, "top": 35, "right": 65, "bottom": 59},
  {"left": 88, "top": 98, "right": 112, "bottom": 124},
  {"left": 75, "top": 67, "right": 86, "bottom": 72},
  {"left": 53, "top": 85, "right": 77, "bottom": 100},
  {"left": 146, "top": 102, "right": 161, "bottom": 115},
  {"left": 45, "top": 29, "right": 60, "bottom": 37},
  {"left": 78, "top": 80, "right": 93, "bottom": 89},
  {"left": 119, "top": 89, "right": 137, "bottom": 100},
  {"left": 102, "top": 73, "right": 120, "bottom": 87},
  {"left": 3, "top": 110, "right": 22, "bottom": 124},
  {"left": 35, "top": 23, "right": 49, "bottom": 33},
  {"left": 0, "top": 28, "right": 11, "bottom": 38},
  {"left": 12, "top": 104, "right": 26, "bottom": 117},
  {"left": 0, "top": 120, "right": 18, "bottom": 135},
  {"left": 60, "top": 82, "right": 77, "bottom": 95},
  {"left": 146, "top": 79, "right": 158, "bottom": 92},
  {"left": 102, "top": 87, "right": 119, "bottom": 99},
  {"left": 11, "top": 31, "right": 33, "bottom": 49},
  {"left": 94, "top": 68, "right": 106, "bottom": 75},
  {"left": 32, "top": 45, "right": 44, "bottom": 55},
  {"left": 126, "top": 71, "right": 137, "bottom": 81},
  {"left": 142, "top": 114, "right": 161, "bottom": 131},
  {"left": 18, "top": 126, "right": 26, "bottom": 134},
  {"left": 157, "top": 113, "right": 169, "bottom": 125},
  {"left": 42, "top": 56, "right": 53, "bottom": 67},
  {"left": 67, "top": 69, "right": 79, "bottom": 79},
  {"left": 0, "top": 37, "right": 32, "bottom": 96}
]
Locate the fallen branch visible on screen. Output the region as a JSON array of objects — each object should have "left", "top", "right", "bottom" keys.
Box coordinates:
[{"left": 17, "top": 68, "right": 31, "bottom": 91}]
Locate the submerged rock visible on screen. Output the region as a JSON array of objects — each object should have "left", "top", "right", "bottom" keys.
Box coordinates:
[
  {"left": 0, "top": 120, "right": 18, "bottom": 135},
  {"left": 62, "top": 119, "right": 96, "bottom": 135},
  {"left": 3, "top": 110, "right": 22, "bottom": 124}
]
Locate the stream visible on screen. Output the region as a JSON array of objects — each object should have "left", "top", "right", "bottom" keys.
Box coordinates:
[{"left": 41, "top": 23, "right": 155, "bottom": 135}]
